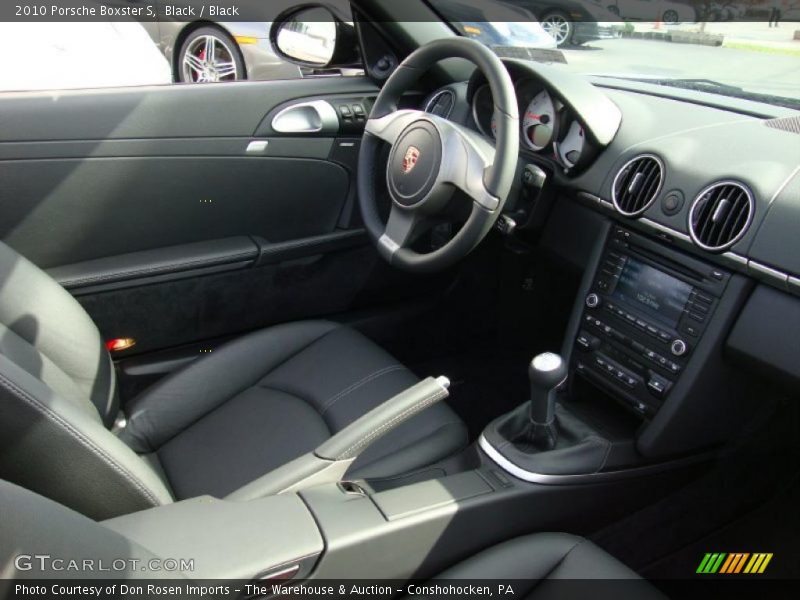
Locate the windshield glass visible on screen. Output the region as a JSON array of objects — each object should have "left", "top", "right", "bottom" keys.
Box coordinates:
[{"left": 429, "top": 0, "right": 800, "bottom": 108}]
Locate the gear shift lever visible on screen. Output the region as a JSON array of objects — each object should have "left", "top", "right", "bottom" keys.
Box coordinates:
[{"left": 527, "top": 352, "right": 567, "bottom": 450}]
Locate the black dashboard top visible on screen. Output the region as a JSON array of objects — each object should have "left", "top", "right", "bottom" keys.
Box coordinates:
[{"left": 423, "top": 60, "right": 800, "bottom": 296}]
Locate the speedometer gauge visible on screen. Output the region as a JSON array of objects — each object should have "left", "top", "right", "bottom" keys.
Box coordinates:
[
  {"left": 522, "top": 90, "right": 555, "bottom": 151},
  {"left": 558, "top": 120, "right": 585, "bottom": 168}
]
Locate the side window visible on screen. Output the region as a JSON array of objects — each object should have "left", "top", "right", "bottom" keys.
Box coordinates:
[{"left": 0, "top": 3, "right": 361, "bottom": 93}]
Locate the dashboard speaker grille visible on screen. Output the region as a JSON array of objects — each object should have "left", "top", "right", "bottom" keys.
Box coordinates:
[
  {"left": 612, "top": 155, "right": 664, "bottom": 217},
  {"left": 765, "top": 115, "right": 800, "bottom": 135},
  {"left": 689, "top": 181, "right": 753, "bottom": 252},
  {"left": 425, "top": 90, "right": 455, "bottom": 118}
]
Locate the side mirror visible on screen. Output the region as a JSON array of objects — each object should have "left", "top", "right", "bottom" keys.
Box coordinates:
[{"left": 270, "top": 5, "right": 359, "bottom": 69}]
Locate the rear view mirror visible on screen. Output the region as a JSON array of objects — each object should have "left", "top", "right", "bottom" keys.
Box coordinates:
[{"left": 271, "top": 5, "right": 359, "bottom": 69}]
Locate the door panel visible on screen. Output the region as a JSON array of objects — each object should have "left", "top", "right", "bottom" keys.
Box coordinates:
[
  {"left": 1, "top": 155, "right": 349, "bottom": 266},
  {"left": 0, "top": 77, "right": 444, "bottom": 376}
]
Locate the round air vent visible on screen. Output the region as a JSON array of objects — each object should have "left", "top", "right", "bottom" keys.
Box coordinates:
[
  {"left": 424, "top": 89, "right": 455, "bottom": 119},
  {"left": 612, "top": 154, "right": 664, "bottom": 217},
  {"left": 689, "top": 181, "right": 754, "bottom": 252}
]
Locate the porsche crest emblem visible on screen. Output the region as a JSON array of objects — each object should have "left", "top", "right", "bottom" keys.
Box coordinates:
[{"left": 402, "top": 146, "right": 420, "bottom": 174}]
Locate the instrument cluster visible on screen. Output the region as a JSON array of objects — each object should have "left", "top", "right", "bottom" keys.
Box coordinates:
[{"left": 471, "top": 78, "right": 588, "bottom": 172}]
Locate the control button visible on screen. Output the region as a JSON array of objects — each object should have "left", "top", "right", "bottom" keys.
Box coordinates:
[
  {"left": 662, "top": 191, "right": 684, "bottom": 216},
  {"left": 689, "top": 301, "right": 709, "bottom": 314},
  {"left": 688, "top": 312, "right": 705, "bottom": 323},
  {"left": 711, "top": 269, "right": 725, "bottom": 281},
  {"left": 576, "top": 331, "right": 597, "bottom": 352},
  {"left": 646, "top": 324, "right": 659, "bottom": 337},
  {"left": 351, "top": 104, "right": 365, "bottom": 118},
  {"left": 635, "top": 319, "right": 648, "bottom": 330},
  {"left": 668, "top": 361, "right": 681, "bottom": 373},
  {"left": 586, "top": 293, "right": 601, "bottom": 309},
  {"left": 670, "top": 339, "right": 688, "bottom": 357},
  {"left": 647, "top": 375, "right": 669, "bottom": 398},
  {"left": 658, "top": 331, "right": 672, "bottom": 343},
  {"left": 597, "top": 279, "right": 610, "bottom": 292},
  {"left": 339, "top": 105, "right": 353, "bottom": 119},
  {"left": 694, "top": 291, "right": 714, "bottom": 305},
  {"left": 681, "top": 322, "right": 700, "bottom": 338},
  {"left": 625, "top": 313, "right": 637, "bottom": 324}
]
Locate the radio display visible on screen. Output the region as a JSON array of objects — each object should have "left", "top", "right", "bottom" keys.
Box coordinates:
[{"left": 613, "top": 258, "right": 692, "bottom": 328}]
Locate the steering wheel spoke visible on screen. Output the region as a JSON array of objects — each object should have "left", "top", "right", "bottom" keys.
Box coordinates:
[
  {"left": 364, "top": 109, "right": 426, "bottom": 146},
  {"left": 378, "top": 205, "right": 423, "bottom": 259},
  {"left": 432, "top": 117, "right": 502, "bottom": 212}
]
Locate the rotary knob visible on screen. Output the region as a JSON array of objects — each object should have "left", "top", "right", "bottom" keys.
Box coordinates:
[
  {"left": 670, "top": 339, "right": 688, "bottom": 357},
  {"left": 585, "top": 293, "right": 601, "bottom": 309}
]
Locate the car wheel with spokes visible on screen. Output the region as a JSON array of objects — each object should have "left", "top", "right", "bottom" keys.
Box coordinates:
[
  {"left": 178, "top": 27, "right": 245, "bottom": 83},
  {"left": 540, "top": 12, "right": 573, "bottom": 47},
  {"left": 662, "top": 9, "right": 680, "bottom": 24}
]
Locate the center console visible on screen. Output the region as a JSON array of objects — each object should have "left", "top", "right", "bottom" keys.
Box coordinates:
[
  {"left": 480, "top": 219, "right": 759, "bottom": 483},
  {"left": 573, "top": 226, "right": 730, "bottom": 418}
]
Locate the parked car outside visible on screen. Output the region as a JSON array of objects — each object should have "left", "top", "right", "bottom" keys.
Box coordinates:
[
  {"left": 141, "top": 20, "right": 303, "bottom": 83},
  {"left": 506, "top": 0, "right": 622, "bottom": 47},
  {"left": 432, "top": 0, "right": 559, "bottom": 50},
  {"left": 607, "top": 0, "right": 698, "bottom": 23}
]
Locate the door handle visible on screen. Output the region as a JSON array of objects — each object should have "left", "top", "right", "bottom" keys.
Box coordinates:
[{"left": 271, "top": 100, "right": 339, "bottom": 134}]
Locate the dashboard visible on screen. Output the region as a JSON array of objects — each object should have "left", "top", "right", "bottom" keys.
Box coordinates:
[
  {"left": 421, "top": 59, "right": 800, "bottom": 296},
  {"left": 421, "top": 58, "right": 800, "bottom": 420}
]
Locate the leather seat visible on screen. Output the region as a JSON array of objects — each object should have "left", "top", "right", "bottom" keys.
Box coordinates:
[
  {"left": 0, "top": 241, "right": 467, "bottom": 519},
  {"left": 430, "top": 533, "right": 665, "bottom": 599}
]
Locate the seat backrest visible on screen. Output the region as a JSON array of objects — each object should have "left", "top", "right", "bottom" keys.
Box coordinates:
[{"left": 0, "top": 242, "right": 173, "bottom": 519}]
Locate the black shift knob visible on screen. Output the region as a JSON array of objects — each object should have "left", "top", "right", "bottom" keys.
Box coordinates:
[{"left": 528, "top": 352, "right": 567, "bottom": 426}]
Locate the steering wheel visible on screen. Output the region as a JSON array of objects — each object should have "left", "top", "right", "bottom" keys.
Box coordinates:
[{"left": 358, "top": 38, "right": 519, "bottom": 273}]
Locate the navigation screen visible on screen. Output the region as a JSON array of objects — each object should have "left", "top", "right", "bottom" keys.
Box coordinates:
[{"left": 612, "top": 258, "right": 692, "bottom": 328}]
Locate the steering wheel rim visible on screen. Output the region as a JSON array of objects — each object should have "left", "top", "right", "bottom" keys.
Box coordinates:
[{"left": 357, "top": 37, "right": 519, "bottom": 273}]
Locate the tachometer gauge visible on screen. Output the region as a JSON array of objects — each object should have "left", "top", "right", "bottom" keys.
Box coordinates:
[
  {"left": 522, "top": 90, "right": 555, "bottom": 151},
  {"left": 558, "top": 120, "right": 585, "bottom": 168}
]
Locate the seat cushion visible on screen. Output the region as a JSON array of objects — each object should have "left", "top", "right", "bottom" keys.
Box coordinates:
[
  {"left": 432, "top": 533, "right": 665, "bottom": 599},
  {"left": 121, "top": 321, "right": 467, "bottom": 499}
]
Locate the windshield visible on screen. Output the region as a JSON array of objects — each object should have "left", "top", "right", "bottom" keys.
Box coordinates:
[{"left": 429, "top": 0, "right": 800, "bottom": 108}]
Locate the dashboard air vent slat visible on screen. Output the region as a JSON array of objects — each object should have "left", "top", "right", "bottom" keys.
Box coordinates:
[
  {"left": 611, "top": 155, "right": 664, "bottom": 217},
  {"left": 425, "top": 90, "right": 455, "bottom": 119},
  {"left": 689, "top": 181, "right": 754, "bottom": 252}
]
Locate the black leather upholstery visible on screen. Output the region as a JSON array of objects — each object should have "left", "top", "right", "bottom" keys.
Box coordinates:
[
  {"left": 121, "top": 321, "right": 467, "bottom": 499},
  {"left": 0, "top": 242, "right": 174, "bottom": 520},
  {"left": 0, "top": 240, "right": 468, "bottom": 518},
  {"left": 432, "top": 533, "right": 665, "bottom": 599}
]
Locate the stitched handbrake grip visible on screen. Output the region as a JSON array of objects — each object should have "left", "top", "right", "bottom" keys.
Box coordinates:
[{"left": 315, "top": 376, "right": 451, "bottom": 462}]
